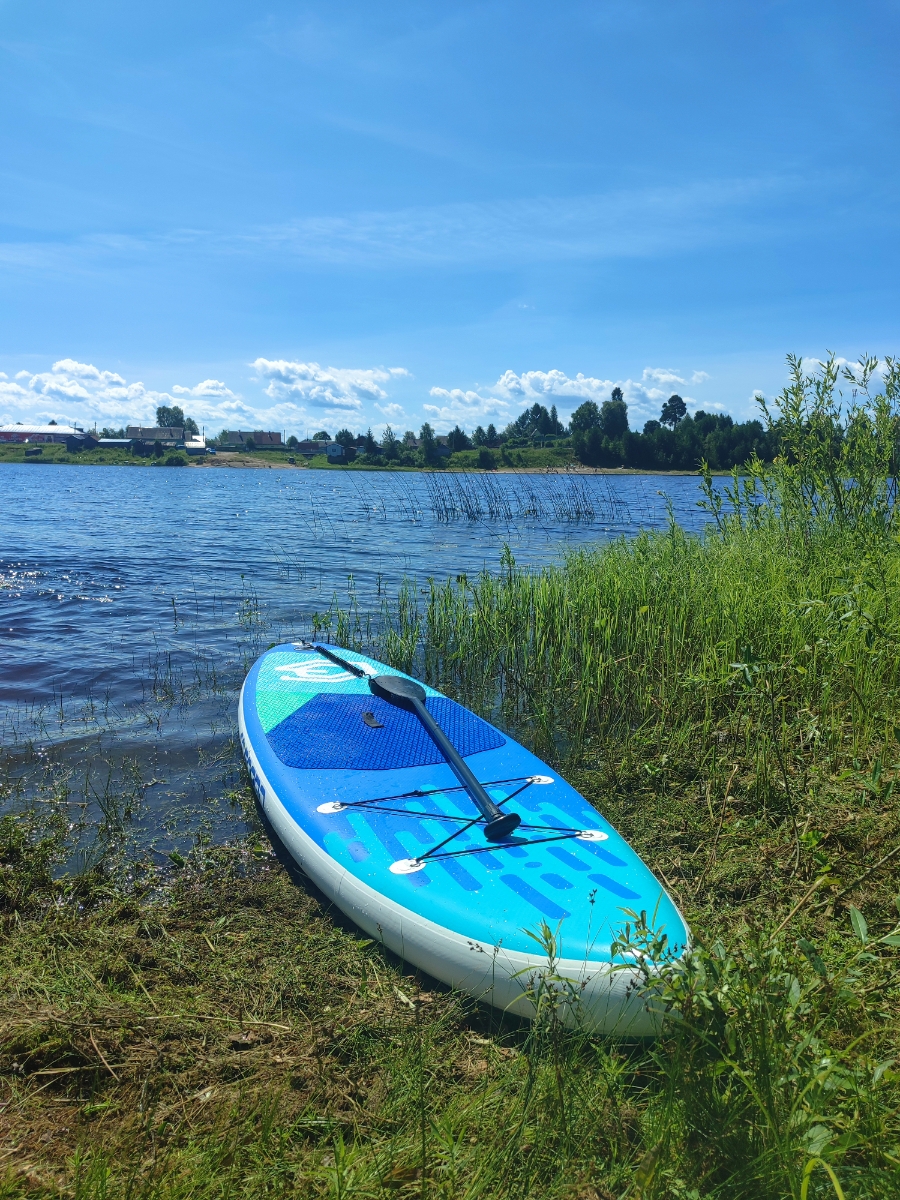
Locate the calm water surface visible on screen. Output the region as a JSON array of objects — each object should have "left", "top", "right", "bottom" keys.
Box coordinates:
[{"left": 0, "top": 465, "right": 715, "bottom": 867}]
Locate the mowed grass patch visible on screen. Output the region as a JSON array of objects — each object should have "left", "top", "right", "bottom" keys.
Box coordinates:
[{"left": 0, "top": 837, "right": 644, "bottom": 1200}]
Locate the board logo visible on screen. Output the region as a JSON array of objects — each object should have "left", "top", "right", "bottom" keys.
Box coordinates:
[{"left": 277, "top": 657, "right": 378, "bottom": 684}]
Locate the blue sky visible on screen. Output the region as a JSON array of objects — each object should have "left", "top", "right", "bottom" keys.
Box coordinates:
[{"left": 1, "top": 0, "right": 898, "bottom": 436}]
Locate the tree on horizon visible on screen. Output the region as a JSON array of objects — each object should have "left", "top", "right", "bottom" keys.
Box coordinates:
[
  {"left": 599, "top": 396, "right": 629, "bottom": 439},
  {"left": 156, "top": 403, "right": 199, "bottom": 436},
  {"left": 660, "top": 394, "right": 687, "bottom": 428},
  {"left": 569, "top": 400, "right": 601, "bottom": 433}
]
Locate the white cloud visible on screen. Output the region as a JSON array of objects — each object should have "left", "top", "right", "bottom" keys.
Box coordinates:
[
  {"left": 823, "top": 356, "right": 890, "bottom": 383},
  {"left": 492, "top": 369, "right": 611, "bottom": 404},
  {"left": 27, "top": 371, "right": 97, "bottom": 402},
  {"left": 252, "top": 358, "right": 409, "bottom": 413},
  {"left": 375, "top": 402, "right": 405, "bottom": 419},
  {"left": 641, "top": 367, "right": 685, "bottom": 386},
  {"left": 614, "top": 369, "right": 707, "bottom": 423},
  {"left": 424, "top": 387, "right": 512, "bottom": 428},
  {"left": 0, "top": 380, "right": 30, "bottom": 401},
  {"left": 51, "top": 358, "right": 126, "bottom": 385},
  {"left": 425, "top": 364, "right": 715, "bottom": 430},
  {"left": 173, "top": 379, "right": 240, "bottom": 399},
  {"left": 0, "top": 354, "right": 414, "bottom": 434},
  {"left": 0, "top": 357, "right": 284, "bottom": 430}
]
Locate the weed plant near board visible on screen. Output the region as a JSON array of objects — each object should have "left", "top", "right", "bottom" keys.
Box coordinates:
[{"left": 2, "top": 356, "right": 900, "bottom": 1199}]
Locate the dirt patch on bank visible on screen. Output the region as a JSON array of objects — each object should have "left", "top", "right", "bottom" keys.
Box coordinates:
[{"left": 198, "top": 453, "right": 306, "bottom": 469}]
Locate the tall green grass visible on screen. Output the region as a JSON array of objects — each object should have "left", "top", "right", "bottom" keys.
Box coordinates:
[{"left": 374, "top": 516, "right": 896, "bottom": 776}]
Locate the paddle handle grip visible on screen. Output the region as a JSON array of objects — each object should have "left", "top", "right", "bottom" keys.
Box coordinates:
[{"left": 409, "top": 696, "right": 504, "bottom": 824}]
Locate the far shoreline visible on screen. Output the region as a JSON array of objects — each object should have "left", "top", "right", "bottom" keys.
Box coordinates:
[{"left": 0, "top": 450, "right": 720, "bottom": 476}]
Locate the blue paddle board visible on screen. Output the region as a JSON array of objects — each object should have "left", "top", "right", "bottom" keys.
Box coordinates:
[{"left": 239, "top": 642, "right": 689, "bottom": 1032}]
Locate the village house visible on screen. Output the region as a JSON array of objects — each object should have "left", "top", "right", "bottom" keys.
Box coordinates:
[
  {"left": 126, "top": 426, "right": 185, "bottom": 447},
  {"left": 0, "top": 424, "right": 98, "bottom": 452},
  {"left": 218, "top": 431, "right": 282, "bottom": 450}
]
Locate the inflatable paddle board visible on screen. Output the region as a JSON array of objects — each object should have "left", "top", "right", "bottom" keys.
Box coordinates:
[{"left": 238, "top": 641, "right": 688, "bottom": 1033}]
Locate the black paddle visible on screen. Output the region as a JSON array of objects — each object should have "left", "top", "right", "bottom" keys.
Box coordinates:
[
  {"left": 367, "top": 674, "right": 521, "bottom": 843},
  {"left": 299, "top": 642, "right": 521, "bottom": 842}
]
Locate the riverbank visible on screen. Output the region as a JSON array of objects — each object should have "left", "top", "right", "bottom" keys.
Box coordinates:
[
  {"left": 4, "top": 509, "right": 899, "bottom": 1198},
  {"left": 0, "top": 443, "right": 720, "bottom": 476}
]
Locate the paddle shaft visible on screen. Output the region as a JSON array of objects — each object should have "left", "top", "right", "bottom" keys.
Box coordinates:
[
  {"left": 302, "top": 644, "right": 519, "bottom": 839},
  {"left": 405, "top": 693, "right": 505, "bottom": 825},
  {"left": 367, "top": 672, "right": 521, "bottom": 840},
  {"left": 306, "top": 642, "right": 367, "bottom": 678}
]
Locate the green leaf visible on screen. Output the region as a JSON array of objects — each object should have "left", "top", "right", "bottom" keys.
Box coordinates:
[
  {"left": 873, "top": 1059, "right": 895, "bottom": 1084},
  {"left": 879, "top": 933, "right": 900, "bottom": 947},
  {"left": 848, "top": 905, "right": 868, "bottom": 944},
  {"left": 805, "top": 1124, "right": 832, "bottom": 1156},
  {"left": 798, "top": 938, "right": 828, "bottom": 977}
]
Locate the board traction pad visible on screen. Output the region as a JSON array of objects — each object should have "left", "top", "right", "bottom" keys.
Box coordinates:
[{"left": 267, "top": 692, "right": 505, "bottom": 771}]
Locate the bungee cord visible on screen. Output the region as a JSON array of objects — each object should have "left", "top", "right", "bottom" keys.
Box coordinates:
[{"left": 298, "top": 642, "right": 608, "bottom": 867}]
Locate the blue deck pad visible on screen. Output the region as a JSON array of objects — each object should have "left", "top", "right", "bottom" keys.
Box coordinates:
[
  {"left": 243, "top": 644, "right": 690, "bottom": 961},
  {"left": 267, "top": 693, "right": 505, "bottom": 771}
]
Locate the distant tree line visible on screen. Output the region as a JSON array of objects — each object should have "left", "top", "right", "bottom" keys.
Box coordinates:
[
  {"left": 92, "top": 392, "right": 782, "bottom": 471},
  {"left": 270, "top": 392, "right": 780, "bottom": 471},
  {"left": 567, "top": 391, "right": 777, "bottom": 470}
]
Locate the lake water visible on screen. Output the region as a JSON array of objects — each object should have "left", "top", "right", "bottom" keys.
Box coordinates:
[{"left": 0, "top": 465, "right": 716, "bottom": 871}]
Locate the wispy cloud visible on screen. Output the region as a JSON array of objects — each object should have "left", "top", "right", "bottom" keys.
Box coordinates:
[
  {"left": 252, "top": 176, "right": 795, "bottom": 268},
  {"left": 0, "top": 175, "right": 801, "bottom": 279}
]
